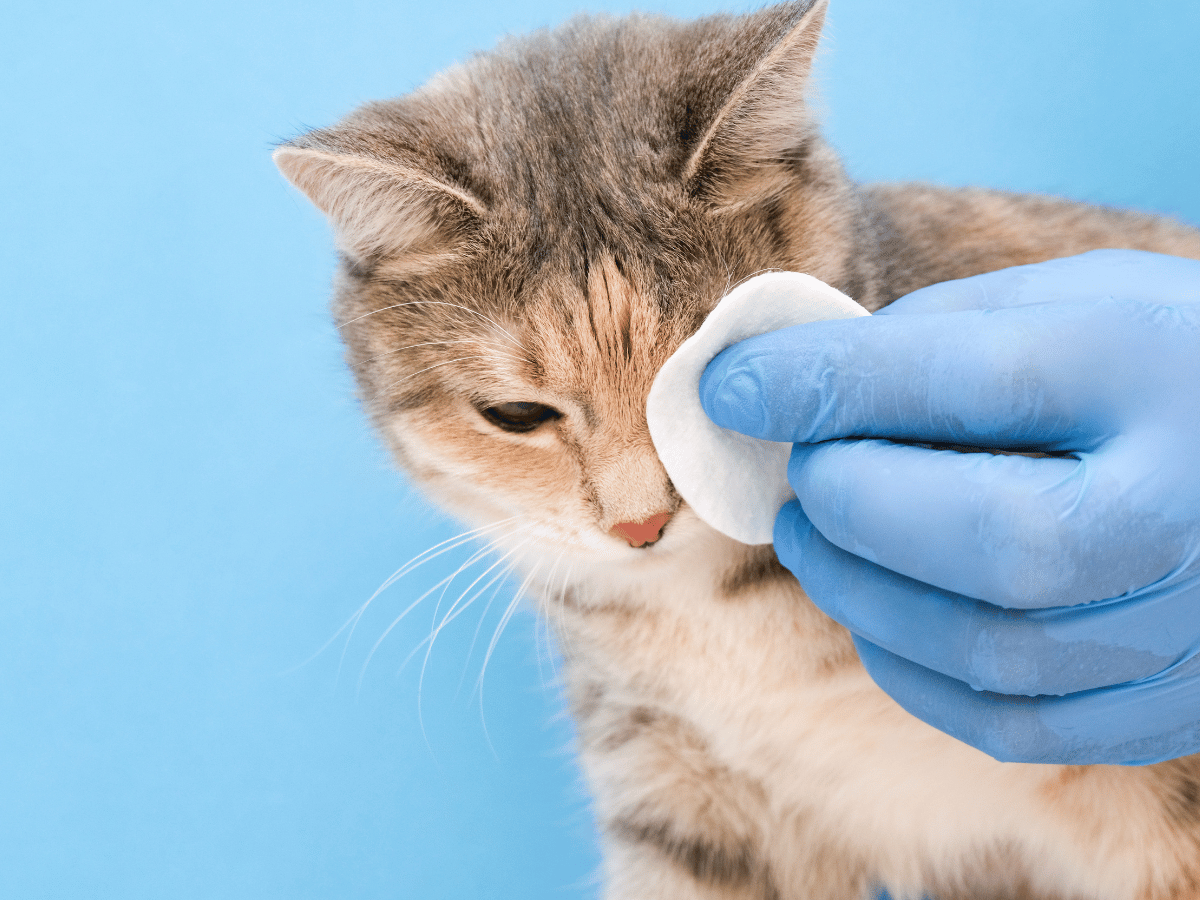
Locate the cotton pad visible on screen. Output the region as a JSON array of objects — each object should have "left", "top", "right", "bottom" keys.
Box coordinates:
[{"left": 647, "top": 272, "right": 870, "bottom": 545}]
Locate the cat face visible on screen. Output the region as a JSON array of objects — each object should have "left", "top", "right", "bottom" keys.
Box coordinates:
[
  {"left": 358, "top": 253, "right": 696, "bottom": 562},
  {"left": 275, "top": 0, "right": 856, "bottom": 568}
]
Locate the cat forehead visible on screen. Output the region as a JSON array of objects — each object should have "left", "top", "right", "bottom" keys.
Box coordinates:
[
  {"left": 374, "top": 5, "right": 814, "bottom": 197},
  {"left": 429, "top": 14, "right": 735, "bottom": 143},
  {"left": 490, "top": 255, "right": 698, "bottom": 375},
  {"left": 347, "top": 255, "right": 702, "bottom": 406},
  {"left": 280, "top": 0, "right": 831, "bottom": 280},
  {"left": 516, "top": 259, "right": 700, "bottom": 416}
]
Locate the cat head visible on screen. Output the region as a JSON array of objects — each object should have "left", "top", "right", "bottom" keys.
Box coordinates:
[{"left": 275, "top": 0, "right": 856, "bottom": 569}]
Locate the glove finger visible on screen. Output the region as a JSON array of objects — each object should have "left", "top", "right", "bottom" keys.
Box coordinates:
[
  {"left": 853, "top": 635, "right": 1200, "bottom": 766},
  {"left": 787, "top": 439, "right": 1186, "bottom": 609},
  {"left": 775, "top": 501, "right": 1198, "bottom": 697},
  {"left": 700, "top": 302, "right": 1118, "bottom": 449},
  {"left": 879, "top": 250, "right": 1200, "bottom": 316}
]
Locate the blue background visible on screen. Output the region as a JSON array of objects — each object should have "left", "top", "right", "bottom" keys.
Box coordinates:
[{"left": 3, "top": 1, "right": 1197, "bottom": 897}]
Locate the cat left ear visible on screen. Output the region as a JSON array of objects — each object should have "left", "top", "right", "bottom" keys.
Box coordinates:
[
  {"left": 273, "top": 144, "right": 485, "bottom": 265},
  {"left": 683, "top": 0, "right": 828, "bottom": 207}
]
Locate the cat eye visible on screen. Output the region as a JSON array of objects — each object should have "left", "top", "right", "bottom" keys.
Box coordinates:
[{"left": 480, "top": 401, "right": 562, "bottom": 433}]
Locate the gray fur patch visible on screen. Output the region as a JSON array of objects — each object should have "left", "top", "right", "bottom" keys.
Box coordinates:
[
  {"left": 1160, "top": 759, "right": 1200, "bottom": 829},
  {"left": 611, "top": 815, "right": 763, "bottom": 888},
  {"left": 596, "top": 705, "right": 663, "bottom": 753},
  {"left": 721, "top": 546, "right": 795, "bottom": 598}
]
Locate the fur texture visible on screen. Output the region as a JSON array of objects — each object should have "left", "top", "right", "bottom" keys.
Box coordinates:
[{"left": 275, "top": 2, "right": 1200, "bottom": 897}]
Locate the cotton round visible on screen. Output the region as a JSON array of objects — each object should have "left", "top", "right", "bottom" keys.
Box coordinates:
[{"left": 647, "top": 272, "right": 870, "bottom": 545}]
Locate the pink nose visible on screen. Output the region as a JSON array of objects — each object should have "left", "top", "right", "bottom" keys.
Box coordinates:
[{"left": 610, "top": 512, "right": 672, "bottom": 548}]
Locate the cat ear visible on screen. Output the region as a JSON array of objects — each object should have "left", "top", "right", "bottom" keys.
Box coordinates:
[
  {"left": 273, "top": 145, "right": 485, "bottom": 264},
  {"left": 683, "top": 0, "right": 828, "bottom": 206}
]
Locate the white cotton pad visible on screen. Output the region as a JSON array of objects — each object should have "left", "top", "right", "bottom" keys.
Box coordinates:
[{"left": 647, "top": 272, "right": 870, "bottom": 545}]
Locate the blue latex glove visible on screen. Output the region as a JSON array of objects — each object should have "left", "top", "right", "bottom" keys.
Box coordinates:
[{"left": 699, "top": 250, "right": 1200, "bottom": 765}]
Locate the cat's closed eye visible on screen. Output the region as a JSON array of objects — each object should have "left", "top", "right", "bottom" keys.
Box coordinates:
[{"left": 479, "top": 401, "right": 562, "bottom": 433}]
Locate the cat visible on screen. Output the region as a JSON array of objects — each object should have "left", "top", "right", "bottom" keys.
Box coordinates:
[{"left": 273, "top": 1, "right": 1200, "bottom": 897}]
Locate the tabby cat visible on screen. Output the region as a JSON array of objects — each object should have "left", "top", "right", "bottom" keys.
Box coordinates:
[{"left": 274, "top": 1, "right": 1200, "bottom": 896}]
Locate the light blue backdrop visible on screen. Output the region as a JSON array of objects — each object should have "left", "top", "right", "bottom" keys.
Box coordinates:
[{"left": 3, "top": 1, "right": 1197, "bottom": 897}]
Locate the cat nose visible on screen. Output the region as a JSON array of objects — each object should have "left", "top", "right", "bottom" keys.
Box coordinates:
[{"left": 609, "top": 512, "right": 672, "bottom": 548}]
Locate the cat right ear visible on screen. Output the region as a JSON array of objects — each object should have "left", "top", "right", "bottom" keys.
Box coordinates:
[
  {"left": 273, "top": 145, "right": 485, "bottom": 265},
  {"left": 683, "top": 0, "right": 829, "bottom": 207}
]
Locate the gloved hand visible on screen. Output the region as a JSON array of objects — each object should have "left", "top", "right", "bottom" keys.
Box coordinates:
[{"left": 699, "top": 250, "right": 1200, "bottom": 765}]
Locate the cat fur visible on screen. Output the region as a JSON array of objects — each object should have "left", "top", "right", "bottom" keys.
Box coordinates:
[{"left": 274, "top": 2, "right": 1200, "bottom": 897}]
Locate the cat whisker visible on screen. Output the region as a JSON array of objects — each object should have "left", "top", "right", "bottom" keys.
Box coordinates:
[
  {"left": 455, "top": 560, "right": 521, "bottom": 698},
  {"left": 402, "top": 551, "right": 523, "bottom": 683},
  {"left": 413, "top": 536, "right": 537, "bottom": 743},
  {"left": 275, "top": 517, "right": 520, "bottom": 678},
  {"left": 455, "top": 533, "right": 557, "bottom": 697},
  {"left": 411, "top": 549, "right": 526, "bottom": 686},
  {"left": 355, "top": 521, "right": 533, "bottom": 694},
  {"left": 327, "top": 516, "right": 524, "bottom": 685},
  {"left": 530, "top": 558, "right": 556, "bottom": 690},
  {"left": 554, "top": 560, "right": 578, "bottom": 661},
  {"left": 473, "top": 555, "right": 542, "bottom": 707},
  {"left": 354, "top": 567, "right": 475, "bottom": 696},
  {"left": 419, "top": 523, "right": 534, "bottom": 650},
  {"left": 421, "top": 533, "right": 535, "bottom": 666},
  {"left": 475, "top": 558, "right": 544, "bottom": 758},
  {"left": 552, "top": 562, "right": 575, "bottom": 672},
  {"left": 533, "top": 550, "right": 568, "bottom": 690}
]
